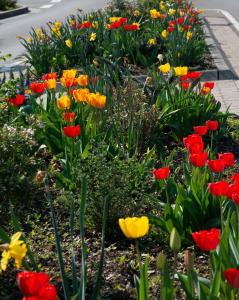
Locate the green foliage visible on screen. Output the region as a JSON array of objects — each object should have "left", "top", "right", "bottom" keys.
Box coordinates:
[{"left": 0, "top": 0, "right": 17, "bottom": 10}]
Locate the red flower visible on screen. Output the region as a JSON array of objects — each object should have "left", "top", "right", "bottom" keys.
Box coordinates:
[
  {"left": 63, "top": 112, "right": 75, "bottom": 122},
  {"left": 188, "top": 142, "right": 204, "bottom": 154},
  {"left": 30, "top": 82, "right": 47, "bottom": 94},
  {"left": 218, "top": 153, "right": 235, "bottom": 167},
  {"left": 181, "top": 81, "right": 190, "bottom": 90},
  {"left": 8, "top": 94, "right": 25, "bottom": 107},
  {"left": 177, "top": 17, "right": 184, "bottom": 24},
  {"left": 208, "top": 181, "right": 229, "bottom": 197},
  {"left": 120, "top": 17, "right": 127, "bottom": 24},
  {"left": 153, "top": 167, "right": 170, "bottom": 180},
  {"left": 42, "top": 73, "right": 57, "bottom": 80},
  {"left": 167, "top": 26, "right": 174, "bottom": 33},
  {"left": 63, "top": 125, "right": 81, "bottom": 138},
  {"left": 184, "top": 24, "right": 190, "bottom": 30},
  {"left": 189, "top": 152, "right": 208, "bottom": 167},
  {"left": 17, "top": 271, "right": 56, "bottom": 300},
  {"left": 110, "top": 21, "right": 121, "bottom": 29},
  {"left": 232, "top": 193, "right": 239, "bottom": 205},
  {"left": 187, "top": 71, "right": 203, "bottom": 80},
  {"left": 208, "top": 159, "right": 225, "bottom": 173},
  {"left": 183, "top": 134, "right": 203, "bottom": 149},
  {"left": 227, "top": 184, "right": 239, "bottom": 199},
  {"left": 205, "top": 120, "right": 218, "bottom": 131},
  {"left": 224, "top": 268, "right": 239, "bottom": 288},
  {"left": 168, "top": 20, "right": 176, "bottom": 27},
  {"left": 78, "top": 21, "right": 91, "bottom": 29},
  {"left": 203, "top": 82, "right": 215, "bottom": 90},
  {"left": 193, "top": 125, "right": 208, "bottom": 135},
  {"left": 192, "top": 228, "right": 220, "bottom": 251},
  {"left": 231, "top": 173, "right": 239, "bottom": 184}
]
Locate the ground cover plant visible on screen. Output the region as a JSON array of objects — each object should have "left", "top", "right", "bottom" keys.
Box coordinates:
[{"left": 1, "top": 0, "right": 239, "bottom": 299}]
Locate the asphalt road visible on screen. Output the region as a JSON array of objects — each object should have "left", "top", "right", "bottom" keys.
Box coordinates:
[
  {"left": 193, "top": 0, "right": 239, "bottom": 22},
  {"left": 0, "top": 0, "right": 108, "bottom": 66}
]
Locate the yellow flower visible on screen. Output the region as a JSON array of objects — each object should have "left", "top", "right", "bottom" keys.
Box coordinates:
[
  {"left": 69, "top": 19, "right": 75, "bottom": 26},
  {"left": 92, "top": 21, "right": 99, "bottom": 29},
  {"left": 150, "top": 9, "right": 160, "bottom": 19},
  {"left": 0, "top": 232, "right": 27, "bottom": 272},
  {"left": 57, "top": 95, "right": 71, "bottom": 110},
  {"left": 174, "top": 66, "right": 188, "bottom": 76},
  {"left": 161, "top": 30, "right": 168, "bottom": 39},
  {"left": 148, "top": 38, "right": 156, "bottom": 45},
  {"left": 118, "top": 216, "right": 149, "bottom": 239},
  {"left": 87, "top": 92, "right": 106, "bottom": 109},
  {"left": 62, "top": 69, "right": 77, "bottom": 79},
  {"left": 73, "top": 89, "right": 90, "bottom": 103},
  {"left": 25, "top": 89, "right": 32, "bottom": 95},
  {"left": 89, "top": 32, "right": 97, "bottom": 41},
  {"left": 160, "top": 1, "right": 165, "bottom": 11},
  {"left": 133, "top": 10, "right": 141, "bottom": 17},
  {"left": 26, "top": 36, "right": 32, "bottom": 43},
  {"left": 65, "top": 39, "right": 72, "bottom": 48},
  {"left": 77, "top": 75, "right": 88, "bottom": 86},
  {"left": 35, "top": 28, "right": 45, "bottom": 40},
  {"left": 109, "top": 17, "right": 121, "bottom": 23},
  {"left": 186, "top": 31, "right": 193, "bottom": 40},
  {"left": 52, "top": 26, "right": 61, "bottom": 37},
  {"left": 47, "top": 79, "right": 56, "bottom": 90},
  {"left": 158, "top": 63, "right": 171, "bottom": 74},
  {"left": 54, "top": 21, "right": 61, "bottom": 29},
  {"left": 168, "top": 8, "right": 176, "bottom": 16}
]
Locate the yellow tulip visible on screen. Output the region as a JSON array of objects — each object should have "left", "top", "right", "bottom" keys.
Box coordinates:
[
  {"left": 160, "top": 1, "right": 165, "bottom": 11},
  {"left": 150, "top": 9, "right": 160, "bottom": 19},
  {"left": 87, "top": 92, "right": 106, "bottom": 109},
  {"left": 109, "top": 17, "right": 121, "bottom": 23},
  {"left": 77, "top": 75, "right": 88, "bottom": 86},
  {"left": 168, "top": 9, "right": 176, "bottom": 16},
  {"left": 174, "top": 66, "right": 188, "bottom": 76},
  {"left": 118, "top": 216, "right": 149, "bottom": 239},
  {"left": 161, "top": 30, "right": 168, "bottom": 39},
  {"left": 186, "top": 31, "right": 193, "bottom": 40},
  {"left": 0, "top": 232, "right": 27, "bottom": 272},
  {"left": 65, "top": 39, "right": 72, "bottom": 48},
  {"left": 73, "top": 89, "right": 90, "bottom": 103},
  {"left": 159, "top": 63, "right": 171, "bottom": 74},
  {"left": 62, "top": 69, "right": 77, "bottom": 79},
  {"left": 57, "top": 95, "right": 71, "bottom": 110},
  {"left": 47, "top": 79, "right": 56, "bottom": 90}
]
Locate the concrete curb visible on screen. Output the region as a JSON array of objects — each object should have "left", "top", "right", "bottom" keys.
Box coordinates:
[{"left": 0, "top": 5, "right": 29, "bottom": 19}]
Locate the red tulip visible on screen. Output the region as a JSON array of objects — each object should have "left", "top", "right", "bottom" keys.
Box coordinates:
[
  {"left": 224, "top": 268, "right": 239, "bottom": 288},
  {"left": 120, "top": 17, "right": 127, "bottom": 24},
  {"left": 63, "top": 112, "right": 75, "bottom": 122},
  {"left": 63, "top": 125, "right": 81, "bottom": 138},
  {"left": 208, "top": 181, "right": 229, "bottom": 197},
  {"left": 231, "top": 173, "right": 239, "bottom": 184},
  {"left": 205, "top": 120, "right": 218, "bottom": 131},
  {"left": 192, "top": 228, "right": 220, "bottom": 251},
  {"left": 208, "top": 159, "right": 225, "bottom": 173},
  {"left": 203, "top": 82, "right": 215, "bottom": 90},
  {"left": 189, "top": 152, "right": 208, "bottom": 167},
  {"left": 168, "top": 20, "right": 176, "bottom": 27},
  {"left": 193, "top": 125, "right": 208, "bottom": 135},
  {"left": 181, "top": 81, "right": 190, "bottom": 90},
  {"left": 184, "top": 24, "right": 190, "bottom": 30},
  {"left": 8, "top": 94, "right": 25, "bottom": 107},
  {"left": 29, "top": 82, "right": 47, "bottom": 94},
  {"left": 231, "top": 193, "right": 239, "bottom": 205},
  {"left": 42, "top": 73, "right": 57, "bottom": 80},
  {"left": 187, "top": 71, "right": 203, "bottom": 80},
  {"left": 183, "top": 134, "right": 203, "bottom": 149},
  {"left": 177, "top": 17, "right": 184, "bottom": 24},
  {"left": 153, "top": 167, "right": 170, "bottom": 180},
  {"left": 17, "top": 272, "right": 51, "bottom": 297},
  {"left": 227, "top": 184, "right": 239, "bottom": 199},
  {"left": 37, "top": 284, "right": 57, "bottom": 299},
  {"left": 188, "top": 142, "right": 204, "bottom": 154},
  {"left": 218, "top": 153, "right": 235, "bottom": 167},
  {"left": 167, "top": 26, "right": 174, "bottom": 33}
]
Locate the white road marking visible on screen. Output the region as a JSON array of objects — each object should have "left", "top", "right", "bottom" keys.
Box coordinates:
[
  {"left": 50, "top": 0, "right": 62, "bottom": 3},
  {"left": 204, "top": 9, "right": 239, "bottom": 32},
  {"left": 40, "top": 4, "right": 54, "bottom": 9}
]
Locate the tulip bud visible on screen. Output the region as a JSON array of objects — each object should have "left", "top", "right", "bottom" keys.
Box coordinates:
[
  {"left": 156, "top": 251, "right": 166, "bottom": 270},
  {"left": 184, "top": 250, "right": 194, "bottom": 270},
  {"left": 170, "top": 227, "right": 181, "bottom": 252}
]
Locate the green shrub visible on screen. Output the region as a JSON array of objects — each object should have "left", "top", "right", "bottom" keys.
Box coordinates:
[{"left": 0, "top": 0, "right": 17, "bottom": 10}]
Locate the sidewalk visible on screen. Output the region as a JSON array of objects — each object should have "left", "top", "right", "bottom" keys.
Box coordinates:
[{"left": 204, "top": 10, "right": 239, "bottom": 114}]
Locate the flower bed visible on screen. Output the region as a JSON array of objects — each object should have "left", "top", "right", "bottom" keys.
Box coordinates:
[{"left": 0, "top": 0, "right": 239, "bottom": 299}]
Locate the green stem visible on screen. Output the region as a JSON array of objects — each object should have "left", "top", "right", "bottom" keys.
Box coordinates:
[
  {"left": 220, "top": 197, "right": 224, "bottom": 231},
  {"left": 135, "top": 239, "right": 142, "bottom": 269},
  {"left": 210, "top": 131, "right": 214, "bottom": 155}
]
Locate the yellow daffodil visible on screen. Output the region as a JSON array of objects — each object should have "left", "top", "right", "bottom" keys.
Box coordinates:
[
  {"left": 159, "top": 63, "right": 171, "bottom": 74},
  {"left": 57, "top": 95, "right": 71, "bottom": 110},
  {"left": 161, "top": 30, "right": 168, "bottom": 39},
  {"left": 26, "top": 36, "right": 32, "bottom": 43},
  {"left": 119, "top": 216, "right": 149, "bottom": 239},
  {"left": 54, "top": 21, "right": 61, "bottom": 29},
  {"left": 77, "top": 75, "right": 88, "bottom": 86},
  {"left": 160, "top": 1, "right": 165, "bottom": 11},
  {"left": 47, "top": 79, "right": 56, "bottom": 90},
  {"left": 89, "top": 32, "right": 97, "bottom": 42},
  {"left": 52, "top": 26, "right": 61, "bottom": 37},
  {"left": 186, "top": 31, "right": 193, "bottom": 40},
  {"left": 133, "top": 10, "right": 141, "bottom": 17},
  {"left": 0, "top": 232, "right": 27, "bottom": 272},
  {"left": 69, "top": 19, "right": 75, "bottom": 26},
  {"left": 65, "top": 39, "right": 72, "bottom": 48},
  {"left": 148, "top": 38, "right": 157, "bottom": 45},
  {"left": 35, "top": 28, "right": 45, "bottom": 40},
  {"left": 174, "top": 66, "right": 188, "bottom": 76}
]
